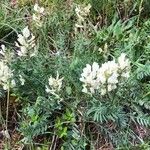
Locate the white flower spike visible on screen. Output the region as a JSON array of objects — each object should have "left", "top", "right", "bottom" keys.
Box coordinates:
[
  {"left": 33, "top": 3, "right": 45, "bottom": 27},
  {"left": 46, "top": 72, "right": 64, "bottom": 95},
  {"left": 75, "top": 4, "right": 91, "bottom": 30},
  {"left": 80, "top": 53, "right": 130, "bottom": 95},
  {"left": 0, "top": 61, "right": 15, "bottom": 90},
  {"left": 15, "top": 26, "right": 36, "bottom": 57}
]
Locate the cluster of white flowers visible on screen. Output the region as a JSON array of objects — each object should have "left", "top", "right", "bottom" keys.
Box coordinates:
[
  {"left": 0, "top": 60, "right": 15, "bottom": 90},
  {"left": 80, "top": 53, "right": 130, "bottom": 95},
  {"left": 0, "top": 45, "right": 26, "bottom": 89},
  {"left": 33, "top": 3, "right": 44, "bottom": 27},
  {"left": 45, "top": 72, "right": 64, "bottom": 96},
  {"left": 15, "top": 26, "right": 37, "bottom": 57},
  {"left": 75, "top": 4, "right": 91, "bottom": 29}
]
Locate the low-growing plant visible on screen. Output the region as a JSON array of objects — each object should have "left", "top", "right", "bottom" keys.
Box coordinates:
[{"left": 0, "top": 0, "right": 150, "bottom": 150}]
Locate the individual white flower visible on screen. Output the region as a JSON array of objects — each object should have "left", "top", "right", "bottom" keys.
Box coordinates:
[
  {"left": 82, "top": 84, "right": 88, "bottom": 93},
  {"left": 19, "top": 75, "right": 25, "bottom": 85},
  {"left": 107, "top": 84, "right": 117, "bottom": 92},
  {"left": 75, "top": 6, "right": 84, "bottom": 22},
  {"left": 33, "top": 3, "right": 44, "bottom": 27},
  {"left": 17, "top": 35, "right": 26, "bottom": 46},
  {"left": 22, "top": 26, "right": 30, "bottom": 38},
  {"left": 11, "top": 79, "right": 16, "bottom": 88},
  {"left": 80, "top": 62, "right": 100, "bottom": 94},
  {"left": 101, "top": 88, "right": 106, "bottom": 96},
  {"left": 107, "top": 73, "right": 118, "bottom": 85},
  {"left": 1, "top": 45, "right": 5, "bottom": 51},
  {"left": 75, "top": 4, "right": 91, "bottom": 19},
  {"left": 45, "top": 85, "right": 51, "bottom": 93},
  {"left": 0, "top": 45, "right": 5, "bottom": 56},
  {"left": 34, "top": 3, "right": 44, "bottom": 13},
  {"left": 17, "top": 46, "right": 27, "bottom": 57},
  {"left": 121, "top": 71, "right": 130, "bottom": 78},
  {"left": 118, "top": 53, "right": 130, "bottom": 70},
  {"left": 0, "top": 45, "right": 14, "bottom": 63},
  {"left": 15, "top": 26, "right": 36, "bottom": 57},
  {"left": 84, "top": 4, "right": 91, "bottom": 14},
  {"left": 117, "top": 53, "right": 130, "bottom": 78},
  {"left": 98, "top": 47, "right": 103, "bottom": 54},
  {"left": 92, "top": 62, "right": 99, "bottom": 74},
  {"left": 80, "top": 62, "right": 99, "bottom": 82},
  {"left": 75, "top": 23, "right": 84, "bottom": 28},
  {"left": 3, "top": 84, "right": 9, "bottom": 90},
  {"left": 1, "top": 130, "right": 10, "bottom": 139},
  {"left": 89, "top": 87, "right": 95, "bottom": 94},
  {"left": 46, "top": 72, "right": 64, "bottom": 95}
]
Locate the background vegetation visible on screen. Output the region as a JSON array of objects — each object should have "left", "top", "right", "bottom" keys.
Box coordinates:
[{"left": 0, "top": 0, "right": 150, "bottom": 149}]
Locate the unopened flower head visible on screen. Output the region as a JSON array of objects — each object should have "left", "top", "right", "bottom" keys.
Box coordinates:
[
  {"left": 46, "top": 72, "right": 64, "bottom": 95},
  {"left": 15, "top": 26, "right": 37, "bottom": 57},
  {"left": 33, "top": 3, "right": 45, "bottom": 27}
]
